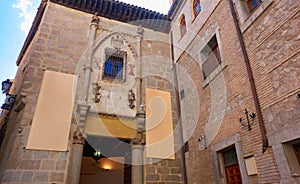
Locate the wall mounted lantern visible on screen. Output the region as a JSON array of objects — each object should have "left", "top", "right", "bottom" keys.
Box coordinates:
[
  {"left": 1, "top": 79, "right": 15, "bottom": 111},
  {"left": 127, "top": 89, "right": 135, "bottom": 109},
  {"left": 1, "top": 94, "right": 16, "bottom": 111},
  {"left": 93, "top": 149, "right": 101, "bottom": 162},
  {"left": 239, "top": 108, "right": 256, "bottom": 131},
  {"left": 1, "top": 79, "right": 12, "bottom": 94},
  {"left": 92, "top": 82, "right": 101, "bottom": 103}
]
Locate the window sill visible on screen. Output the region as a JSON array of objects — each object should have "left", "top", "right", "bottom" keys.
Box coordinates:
[
  {"left": 202, "top": 62, "right": 227, "bottom": 88},
  {"left": 101, "top": 78, "right": 125, "bottom": 84},
  {"left": 240, "top": 0, "right": 273, "bottom": 32},
  {"left": 191, "top": 12, "right": 201, "bottom": 24},
  {"left": 177, "top": 32, "right": 186, "bottom": 42}
]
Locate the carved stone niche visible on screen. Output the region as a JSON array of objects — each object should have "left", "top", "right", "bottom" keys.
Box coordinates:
[{"left": 111, "top": 35, "right": 124, "bottom": 49}]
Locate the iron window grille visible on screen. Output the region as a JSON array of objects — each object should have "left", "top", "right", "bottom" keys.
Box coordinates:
[{"left": 103, "top": 48, "right": 127, "bottom": 81}]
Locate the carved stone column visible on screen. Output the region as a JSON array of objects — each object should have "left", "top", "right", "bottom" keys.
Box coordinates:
[
  {"left": 131, "top": 144, "right": 144, "bottom": 184},
  {"left": 67, "top": 14, "right": 99, "bottom": 184},
  {"left": 76, "top": 103, "right": 90, "bottom": 135},
  {"left": 82, "top": 13, "right": 99, "bottom": 103},
  {"left": 131, "top": 125, "right": 145, "bottom": 184},
  {"left": 135, "top": 26, "right": 144, "bottom": 111},
  {"left": 66, "top": 130, "right": 85, "bottom": 184},
  {"left": 131, "top": 26, "right": 145, "bottom": 184}
]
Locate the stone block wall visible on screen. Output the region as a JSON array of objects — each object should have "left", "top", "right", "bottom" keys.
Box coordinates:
[
  {"left": 144, "top": 75, "right": 184, "bottom": 184},
  {"left": 0, "top": 2, "right": 91, "bottom": 183},
  {"left": 142, "top": 32, "right": 184, "bottom": 184}
]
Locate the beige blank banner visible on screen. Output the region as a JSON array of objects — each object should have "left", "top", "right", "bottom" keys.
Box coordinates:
[
  {"left": 85, "top": 115, "right": 136, "bottom": 139},
  {"left": 146, "top": 88, "right": 175, "bottom": 159},
  {"left": 26, "top": 70, "right": 77, "bottom": 151}
]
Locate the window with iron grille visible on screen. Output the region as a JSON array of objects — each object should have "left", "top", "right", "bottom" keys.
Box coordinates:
[{"left": 103, "top": 48, "right": 126, "bottom": 81}]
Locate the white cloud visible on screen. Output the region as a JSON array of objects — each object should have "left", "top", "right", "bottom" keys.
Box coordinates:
[{"left": 13, "top": 0, "right": 37, "bottom": 35}]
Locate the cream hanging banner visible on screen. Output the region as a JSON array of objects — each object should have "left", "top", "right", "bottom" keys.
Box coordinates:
[
  {"left": 146, "top": 88, "right": 175, "bottom": 159},
  {"left": 26, "top": 70, "right": 77, "bottom": 151}
]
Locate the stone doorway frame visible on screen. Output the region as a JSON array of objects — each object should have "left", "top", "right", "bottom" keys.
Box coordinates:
[{"left": 211, "top": 134, "right": 249, "bottom": 184}]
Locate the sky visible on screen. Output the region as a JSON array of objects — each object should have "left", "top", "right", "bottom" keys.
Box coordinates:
[{"left": 0, "top": 0, "right": 171, "bottom": 104}]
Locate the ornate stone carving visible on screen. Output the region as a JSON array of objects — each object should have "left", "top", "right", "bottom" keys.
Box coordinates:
[
  {"left": 127, "top": 89, "right": 136, "bottom": 109},
  {"left": 111, "top": 35, "right": 124, "bottom": 49},
  {"left": 92, "top": 82, "right": 101, "bottom": 103},
  {"left": 91, "top": 13, "right": 99, "bottom": 27},
  {"left": 131, "top": 132, "right": 145, "bottom": 145},
  {"left": 77, "top": 103, "right": 90, "bottom": 130},
  {"left": 137, "top": 25, "right": 144, "bottom": 36},
  {"left": 73, "top": 130, "right": 85, "bottom": 145},
  {"left": 105, "top": 47, "right": 127, "bottom": 57},
  {"left": 128, "top": 63, "right": 136, "bottom": 76}
]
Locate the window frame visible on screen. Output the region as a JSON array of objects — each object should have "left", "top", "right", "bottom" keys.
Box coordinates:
[
  {"left": 283, "top": 140, "right": 300, "bottom": 176},
  {"left": 245, "top": 0, "right": 262, "bottom": 14},
  {"left": 198, "top": 28, "right": 226, "bottom": 87},
  {"left": 212, "top": 134, "right": 249, "bottom": 184},
  {"left": 269, "top": 125, "right": 300, "bottom": 182},
  {"left": 233, "top": 0, "right": 273, "bottom": 32},
  {"left": 179, "top": 15, "right": 187, "bottom": 37},
  {"left": 102, "top": 47, "right": 127, "bottom": 82},
  {"left": 193, "top": 0, "right": 201, "bottom": 17},
  {"left": 201, "top": 35, "right": 222, "bottom": 79}
]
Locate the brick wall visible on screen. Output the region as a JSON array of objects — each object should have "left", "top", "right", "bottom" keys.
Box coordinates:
[{"left": 171, "top": 0, "right": 299, "bottom": 183}]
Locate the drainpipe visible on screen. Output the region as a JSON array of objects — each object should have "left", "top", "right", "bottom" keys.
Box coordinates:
[
  {"left": 170, "top": 31, "right": 188, "bottom": 184},
  {"left": 228, "top": 0, "right": 269, "bottom": 153}
]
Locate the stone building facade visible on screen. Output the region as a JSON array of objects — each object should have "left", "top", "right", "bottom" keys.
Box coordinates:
[{"left": 0, "top": 0, "right": 299, "bottom": 184}]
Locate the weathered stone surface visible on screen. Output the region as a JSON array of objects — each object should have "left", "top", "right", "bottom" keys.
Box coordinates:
[
  {"left": 19, "top": 160, "right": 41, "bottom": 170},
  {"left": 33, "top": 172, "right": 49, "bottom": 182},
  {"left": 161, "top": 175, "right": 180, "bottom": 181},
  {"left": 146, "top": 174, "right": 160, "bottom": 181},
  {"left": 2, "top": 171, "right": 22, "bottom": 182},
  {"left": 21, "top": 171, "right": 33, "bottom": 182},
  {"left": 55, "top": 160, "right": 66, "bottom": 170},
  {"left": 50, "top": 172, "right": 65, "bottom": 182},
  {"left": 41, "top": 160, "right": 55, "bottom": 170}
]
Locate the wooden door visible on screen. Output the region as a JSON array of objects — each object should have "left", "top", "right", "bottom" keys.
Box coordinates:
[{"left": 225, "top": 164, "right": 242, "bottom": 184}]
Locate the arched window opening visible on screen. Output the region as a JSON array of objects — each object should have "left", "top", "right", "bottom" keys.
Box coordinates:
[
  {"left": 180, "top": 15, "right": 187, "bottom": 37},
  {"left": 193, "top": 0, "right": 201, "bottom": 16}
]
